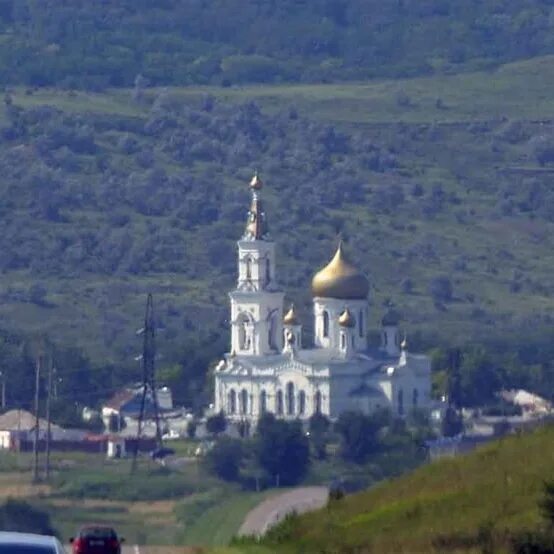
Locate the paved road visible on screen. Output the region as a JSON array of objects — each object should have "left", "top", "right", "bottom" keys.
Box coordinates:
[{"left": 238, "top": 486, "right": 329, "bottom": 537}]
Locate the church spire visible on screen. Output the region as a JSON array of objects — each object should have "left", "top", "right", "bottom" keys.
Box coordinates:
[{"left": 244, "top": 172, "right": 269, "bottom": 240}]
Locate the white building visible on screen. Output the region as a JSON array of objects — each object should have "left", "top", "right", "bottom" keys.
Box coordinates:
[{"left": 213, "top": 174, "right": 431, "bottom": 424}]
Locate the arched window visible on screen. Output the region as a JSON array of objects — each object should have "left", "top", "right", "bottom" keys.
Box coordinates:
[
  {"left": 341, "top": 333, "right": 346, "bottom": 349},
  {"left": 237, "top": 313, "right": 252, "bottom": 351},
  {"left": 259, "top": 390, "right": 267, "bottom": 414},
  {"left": 314, "top": 390, "right": 322, "bottom": 414},
  {"left": 240, "top": 389, "right": 248, "bottom": 415},
  {"left": 359, "top": 309, "right": 364, "bottom": 338},
  {"left": 286, "top": 382, "right": 295, "bottom": 415},
  {"left": 276, "top": 390, "right": 284, "bottom": 415},
  {"left": 299, "top": 391, "right": 306, "bottom": 415},
  {"left": 398, "top": 389, "right": 404, "bottom": 416},
  {"left": 246, "top": 257, "right": 252, "bottom": 280},
  {"left": 265, "top": 258, "right": 271, "bottom": 283},
  {"left": 412, "top": 388, "right": 419, "bottom": 408},
  {"left": 228, "top": 389, "right": 236, "bottom": 414},
  {"left": 383, "top": 331, "right": 388, "bottom": 346},
  {"left": 323, "top": 311, "right": 329, "bottom": 338}
]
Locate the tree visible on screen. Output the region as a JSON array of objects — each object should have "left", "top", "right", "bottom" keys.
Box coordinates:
[
  {"left": 186, "top": 419, "right": 197, "bottom": 439},
  {"left": 540, "top": 481, "right": 554, "bottom": 526},
  {"left": 441, "top": 406, "right": 463, "bottom": 437},
  {"left": 429, "top": 276, "right": 453, "bottom": 303},
  {"left": 334, "top": 411, "right": 382, "bottom": 464},
  {"left": 256, "top": 413, "right": 310, "bottom": 486},
  {"left": 206, "top": 437, "right": 243, "bottom": 482},
  {"left": 206, "top": 410, "right": 227, "bottom": 436},
  {"left": 309, "top": 413, "right": 330, "bottom": 460},
  {"left": 0, "top": 499, "right": 56, "bottom": 535}
]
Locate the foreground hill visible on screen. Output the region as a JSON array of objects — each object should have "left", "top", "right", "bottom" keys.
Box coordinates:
[{"left": 244, "top": 424, "right": 554, "bottom": 553}]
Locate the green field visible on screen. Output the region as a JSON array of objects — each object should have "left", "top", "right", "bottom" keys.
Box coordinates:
[
  {"left": 0, "top": 448, "right": 275, "bottom": 547},
  {"left": 235, "top": 424, "right": 554, "bottom": 553}
]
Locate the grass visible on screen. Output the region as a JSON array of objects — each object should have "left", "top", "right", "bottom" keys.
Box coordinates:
[{"left": 237, "top": 424, "right": 554, "bottom": 553}]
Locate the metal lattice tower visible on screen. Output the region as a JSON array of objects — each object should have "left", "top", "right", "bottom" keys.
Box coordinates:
[{"left": 131, "top": 293, "right": 163, "bottom": 473}]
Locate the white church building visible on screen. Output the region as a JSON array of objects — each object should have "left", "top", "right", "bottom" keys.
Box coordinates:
[{"left": 213, "top": 174, "right": 431, "bottom": 423}]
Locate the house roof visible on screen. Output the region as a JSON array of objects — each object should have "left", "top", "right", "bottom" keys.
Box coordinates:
[
  {"left": 0, "top": 409, "right": 64, "bottom": 432},
  {"left": 103, "top": 389, "right": 136, "bottom": 410}
]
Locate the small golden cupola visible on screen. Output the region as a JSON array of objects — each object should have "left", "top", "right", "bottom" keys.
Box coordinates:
[
  {"left": 244, "top": 172, "right": 268, "bottom": 240},
  {"left": 283, "top": 304, "right": 299, "bottom": 325},
  {"left": 338, "top": 308, "right": 356, "bottom": 328},
  {"left": 311, "top": 242, "right": 369, "bottom": 300}
]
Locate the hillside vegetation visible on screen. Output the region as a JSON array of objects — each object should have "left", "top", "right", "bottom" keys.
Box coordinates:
[
  {"left": 1, "top": 55, "right": 554, "bottom": 411},
  {"left": 245, "top": 424, "right": 554, "bottom": 553},
  {"left": 0, "top": 1, "right": 553, "bottom": 88}
]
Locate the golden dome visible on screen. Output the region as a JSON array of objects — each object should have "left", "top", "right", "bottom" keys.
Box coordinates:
[
  {"left": 338, "top": 308, "right": 356, "bottom": 328},
  {"left": 283, "top": 305, "right": 299, "bottom": 325},
  {"left": 249, "top": 172, "right": 263, "bottom": 190},
  {"left": 311, "top": 242, "right": 369, "bottom": 300}
]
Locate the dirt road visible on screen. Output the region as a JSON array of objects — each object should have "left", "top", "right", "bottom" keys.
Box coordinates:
[{"left": 238, "top": 486, "right": 329, "bottom": 537}]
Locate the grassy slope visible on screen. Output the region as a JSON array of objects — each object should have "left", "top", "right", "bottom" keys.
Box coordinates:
[
  {"left": 241, "top": 424, "right": 554, "bottom": 554},
  {"left": 2, "top": 55, "right": 554, "bottom": 366},
  {"left": 0, "top": 449, "right": 270, "bottom": 546},
  {"left": 13, "top": 54, "right": 554, "bottom": 123}
]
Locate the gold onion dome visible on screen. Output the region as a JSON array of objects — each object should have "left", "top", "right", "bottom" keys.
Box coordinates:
[
  {"left": 311, "top": 242, "right": 369, "bottom": 300},
  {"left": 338, "top": 308, "right": 356, "bottom": 328},
  {"left": 283, "top": 305, "right": 299, "bottom": 325}
]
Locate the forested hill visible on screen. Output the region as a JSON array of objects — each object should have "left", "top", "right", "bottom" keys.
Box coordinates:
[{"left": 0, "top": 0, "right": 553, "bottom": 87}]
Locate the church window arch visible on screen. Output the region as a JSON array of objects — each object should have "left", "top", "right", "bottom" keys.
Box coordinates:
[
  {"left": 359, "top": 310, "right": 364, "bottom": 338},
  {"left": 340, "top": 333, "right": 346, "bottom": 349},
  {"left": 398, "top": 389, "right": 404, "bottom": 416},
  {"left": 240, "top": 389, "right": 248, "bottom": 415},
  {"left": 314, "top": 390, "right": 322, "bottom": 414},
  {"left": 322, "top": 311, "right": 329, "bottom": 338},
  {"left": 299, "top": 391, "right": 306, "bottom": 415},
  {"left": 383, "top": 331, "right": 388, "bottom": 346},
  {"left": 286, "top": 382, "right": 295, "bottom": 415},
  {"left": 412, "top": 388, "right": 419, "bottom": 408},
  {"left": 259, "top": 390, "right": 267, "bottom": 414},
  {"left": 245, "top": 257, "right": 252, "bottom": 280},
  {"left": 237, "top": 312, "right": 252, "bottom": 351},
  {"left": 265, "top": 258, "right": 271, "bottom": 283},
  {"left": 228, "top": 389, "right": 236, "bottom": 414},
  {"left": 276, "top": 390, "right": 284, "bottom": 415}
]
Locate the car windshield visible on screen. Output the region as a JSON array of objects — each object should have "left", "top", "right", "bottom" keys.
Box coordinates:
[
  {"left": 80, "top": 528, "right": 116, "bottom": 539},
  {"left": 0, "top": 546, "right": 55, "bottom": 553}
]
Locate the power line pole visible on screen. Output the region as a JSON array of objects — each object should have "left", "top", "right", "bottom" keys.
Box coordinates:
[
  {"left": 32, "top": 356, "right": 41, "bottom": 483},
  {"left": 45, "top": 356, "right": 53, "bottom": 480},
  {"left": 131, "top": 294, "right": 163, "bottom": 474}
]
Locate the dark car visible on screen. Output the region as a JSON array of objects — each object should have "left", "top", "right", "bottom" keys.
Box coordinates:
[
  {"left": 0, "top": 532, "right": 66, "bottom": 553},
  {"left": 69, "top": 526, "right": 123, "bottom": 554}
]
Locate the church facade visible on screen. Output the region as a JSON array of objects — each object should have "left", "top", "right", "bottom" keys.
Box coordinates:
[{"left": 213, "top": 174, "right": 431, "bottom": 423}]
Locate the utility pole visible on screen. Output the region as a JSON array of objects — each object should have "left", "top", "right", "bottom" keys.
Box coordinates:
[
  {"left": 0, "top": 371, "right": 5, "bottom": 410},
  {"left": 131, "top": 294, "right": 163, "bottom": 474},
  {"left": 45, "top": 356, "right": 53, "bottom": 480},
  {"left": 32, "top": 356, "right": 41, "bottom": 483}
]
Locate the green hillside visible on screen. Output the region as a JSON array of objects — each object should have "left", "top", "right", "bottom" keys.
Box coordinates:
[
  {"left": 1, "top": 55, "right": 554, "bottom": 410},
  {"left": 0, "top": 1, "right": 553, "bottom": 88},
  {"left": 244, "top": 424, "right": 554, "bottom": 553}
]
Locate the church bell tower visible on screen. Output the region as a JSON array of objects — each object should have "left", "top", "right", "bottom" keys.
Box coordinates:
[{"left": 229, "top": 173, "right": 284, "bottom": 356}]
